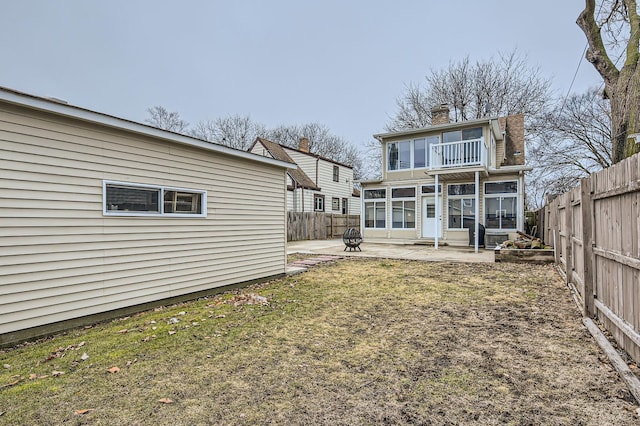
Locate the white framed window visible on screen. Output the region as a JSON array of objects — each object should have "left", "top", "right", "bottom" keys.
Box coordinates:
[
  {"left": 103, "top": 181, "right": 206, "bottom": 217},
  {"left": 314, "top": 194, "right": 325, "bottom": 212},
  {"left": 333, "top": 166, "right": 339, "bottom": 182},
  {"left": 391, "top": 187, "right": 416, "bottom": 229},
  {"left": 447, "top": 183, "right": 475, "bottom": 229},
  {"left": 364, "top": 188, "right": 386, "bottom": 228},
  {"left": 484, "top": 181, "right": 518, "bottom": 230}
]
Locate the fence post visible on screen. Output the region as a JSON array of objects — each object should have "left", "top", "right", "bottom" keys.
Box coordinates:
[
  {"left": 565, "top": 194, "right": 573, "bottom": 283},
  {"left": 580, "top": 177, "right": 595, "bottom": 318}
]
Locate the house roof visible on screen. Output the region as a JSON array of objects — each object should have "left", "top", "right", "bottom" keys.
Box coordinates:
[
  {"left": 281, "top": 145, "right": 354, "bottom": 169},
  {"left": 0, "top": 86, "right": 295, "bottom": 170},
  {"left": 251, "top": 137, "right": 320, "bottom": 190},
  {"left": 374, "top": 116, "right": 504, "bottom": 141}
]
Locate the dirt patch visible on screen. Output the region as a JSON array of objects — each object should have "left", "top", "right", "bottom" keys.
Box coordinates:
[{"left": 0, "top": 259, "right": 638, "bottom": 425}]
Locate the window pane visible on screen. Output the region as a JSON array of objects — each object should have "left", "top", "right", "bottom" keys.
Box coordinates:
[
  {"left": 398, "top": 141, "right": 411, "bottom": 169},
  {"left": 448, "top": 199, "right": 462, "bottom": 229},
  {"left": 405, "top": 201, "right": 415, "bottom": 228},
  {"left": 332, "top": 197, "right": 340, "bottom": 211},
  {"left": 448, "top": 184, "right": 475, "bottom": 195},
  {"left": 106, "top": 185, "right": 159, "bottom": 213},
  {"left": 375, "top": 203, "right": 386, "bottom": 228},
  {"left": 392, "top": 201, "right": 403, "bottom": 228},
  {"left": 392, "top": 187, "right": 415, "bottom": 198},
  {"left": 421, "top": 184, "right": 442, "bottom": 194},
  {"left": 485, "top": 197, "right": 501, "bottom": 229},
  {"left": 462, "top": 199, "right": 476, "bottom": 229},
  {"left": 426, "top": 201, "right": 435, "bottom": 218},
  {"left": 485, "top": 181, "right": 518, "bottom": 194},
  {"left": 164, "top": 191, "right": 202, "bottom": 214},
  {"left": 426, "top": 136, "right": 439, "bottom": 165},
  {"left": 364, "top": 189, "right": 386, "bottom": 199},
  {"left": 414, "top": 138, "right": 426, "bottom": 168},
  {"left": 461, "top": 127, "right": 482, "bottom": 140},
  {"left": 388, "top": 143, "right": 399, "bottom": 170},
  {"left": 443, "top": 130, "right": 462, "bottom": 143},
  {"left": 364, "top": 202, "right": 375, "bottom": 227},
  {"left": 502, "top": 196, "right": 517, "bottom": 228}
]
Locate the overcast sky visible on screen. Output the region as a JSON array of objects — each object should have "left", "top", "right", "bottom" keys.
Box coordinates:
[{"left": 1, "top": 1, "right": 601, "bottom": 151}]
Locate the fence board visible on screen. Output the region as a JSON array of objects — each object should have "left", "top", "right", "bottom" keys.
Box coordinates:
[
  {"left": 544, "top": 152, "right": 640, "bottom": 362},
  {"left": 287, "top": 212, "right": 360, "bottom": 242}
]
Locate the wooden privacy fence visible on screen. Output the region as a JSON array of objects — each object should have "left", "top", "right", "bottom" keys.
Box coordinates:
[
  {"left": 287, "top": 212, "right": 360, "bottom": 241},
  {"left": 543, "top": 153, "right": 640, "bottom": 362}
]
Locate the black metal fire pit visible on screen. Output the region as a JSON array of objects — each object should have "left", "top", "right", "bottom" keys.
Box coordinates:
[{"left": 342, "top": 228, "right": 362, "bottom": 252}]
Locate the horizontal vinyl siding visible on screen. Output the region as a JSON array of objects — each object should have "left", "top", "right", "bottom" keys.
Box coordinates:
[{"left": 0, "top": 104, "right": 287, "bottom": 335}]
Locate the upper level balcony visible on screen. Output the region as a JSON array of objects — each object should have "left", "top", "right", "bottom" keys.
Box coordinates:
[
  {"left": 430, "top": 138, "right": 487, "bottom": 170},
  {"left": 386, "top": 136, "right": 489, "bottom": 178}
]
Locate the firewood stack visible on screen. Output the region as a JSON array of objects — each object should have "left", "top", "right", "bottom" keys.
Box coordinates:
[{"left": 499, "top": 231, "right": 552, "bottom": 250}]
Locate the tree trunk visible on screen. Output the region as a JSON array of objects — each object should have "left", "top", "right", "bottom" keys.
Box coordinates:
[
  {"left": 609, "top": 64, "right": 640, "bottom": 162},
  {"left": 577, "top": 0, "right": 640, "bottom": 163}
]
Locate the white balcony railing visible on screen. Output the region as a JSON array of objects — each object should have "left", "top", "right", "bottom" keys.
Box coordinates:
[{"left": 430, "top": 138, "right": 487, "bottom": 169}]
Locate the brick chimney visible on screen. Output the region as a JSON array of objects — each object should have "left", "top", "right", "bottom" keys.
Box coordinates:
[
  {"left": 299, "top": 137, "right": 310, "bottom": 153},
  {"left": 431, "top": 104, "right": 450, "bottom": 126}
]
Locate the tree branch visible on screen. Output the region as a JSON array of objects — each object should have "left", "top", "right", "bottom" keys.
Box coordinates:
[
  {"left": 623, "top": 0, "right": 640, "bottom": 66},
  {"left": 577, "top": 0, "right": 620, "bottom": 85}
]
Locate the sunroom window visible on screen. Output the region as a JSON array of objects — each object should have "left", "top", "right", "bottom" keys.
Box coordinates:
[
  {"left": 447, "top": 183, "right": 475, "bottom": 229},
  {"left": 364, "top": 189, "right": 386, "bottom": 228},
  {"left": 485, "top": 181, "right": 518, "bottom": 230},
  {"left": 391, "top": 187, "right": 416, "bottom": 229}
]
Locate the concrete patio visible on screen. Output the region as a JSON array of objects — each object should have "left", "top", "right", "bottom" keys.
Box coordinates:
[{"left": 287, "top": 239, "right": 494, "bottom": 263}]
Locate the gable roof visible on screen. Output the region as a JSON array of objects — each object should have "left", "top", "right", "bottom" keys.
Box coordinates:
[
  {"left": 281, "top": 145, "right": 354, "bottom": 169},
  {"left": 0, "top": 86, "right": 294, "bottom": 170},
  {"left": 251, "top": 137, "right": 320, "bottom": 190}
]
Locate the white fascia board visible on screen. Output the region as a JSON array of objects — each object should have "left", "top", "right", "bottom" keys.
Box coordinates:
[{"left": 0, "top": 87, "right": 296, "bottom": 170}]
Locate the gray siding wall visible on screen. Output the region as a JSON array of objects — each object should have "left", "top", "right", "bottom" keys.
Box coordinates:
[{"left": 0, "top": 104, "right": 287, "bottom": 335}]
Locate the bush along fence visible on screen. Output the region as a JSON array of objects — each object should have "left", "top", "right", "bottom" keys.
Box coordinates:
[
  {"left": 287, "top": 212, "right": 360, "bottom": 241},
  {"left": 542, "top": 152, "right": 640, "bottom": 363}
]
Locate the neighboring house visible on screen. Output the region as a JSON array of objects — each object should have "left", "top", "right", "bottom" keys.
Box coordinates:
[
  {"left": 249, "top": 137, "right": 360, "bottom": 215},
  {"left": 0, "top": 86, "right": 293, "bottom": 345},
  {"left": 360, "top": 104, "right": 531, "bottom": 249}
]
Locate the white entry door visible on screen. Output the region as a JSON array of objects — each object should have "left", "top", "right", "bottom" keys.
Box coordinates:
[{"left": 422, "top": 196, "right": 442, "bottom": 238}]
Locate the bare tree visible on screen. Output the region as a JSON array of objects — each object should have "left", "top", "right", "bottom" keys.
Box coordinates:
[
  {"left": 387, "top": 50, "right": 552, "bottom": 131},
  {"left": 145, "top": 106, "right": 189, "bottom": 133},
  {"left": 190, "top": 115, "right": 266, "bottom": 150},
  {"left": 577, "top": 0, "right": 640, "bottom": 162},
  {"left": 527, "top": 87, "right": 612, "bottom": 207}
]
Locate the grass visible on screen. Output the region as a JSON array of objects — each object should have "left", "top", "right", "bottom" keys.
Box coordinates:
[{"left": 0, "top": 258, "right": 638, "bottom": 425}]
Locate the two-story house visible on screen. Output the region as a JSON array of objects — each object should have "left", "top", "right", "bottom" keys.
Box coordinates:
[
  {"left": 249, "top": 137, "right": 360, "bottom": 215},
  {"left": 360, "top": 104, "right": 530, "bottom": 250}
]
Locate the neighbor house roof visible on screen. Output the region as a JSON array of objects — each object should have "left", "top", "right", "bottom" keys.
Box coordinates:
[
  {"left": 281, "top": 145, "right": 354, "bottom": 169},
  {"left": 251, "top": 137, "right": 320, "bottom": 191},
  {"left": 0, "top": 86, "right": 295, "bottom": 170}
]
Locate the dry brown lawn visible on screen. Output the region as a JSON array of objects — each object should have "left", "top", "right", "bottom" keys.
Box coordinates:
[{"left": 1, "top": 258, "right": 638, "bottom": 425}]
